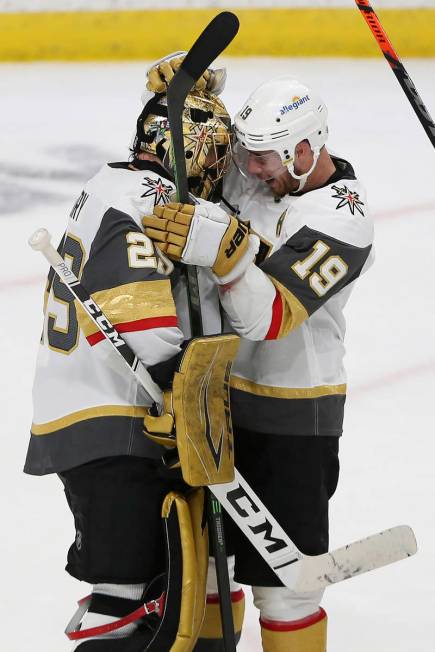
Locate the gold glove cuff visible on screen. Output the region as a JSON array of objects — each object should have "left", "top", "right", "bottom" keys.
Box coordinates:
[{"left": 212, "top": 216, "right": 249, "bottom": 277}]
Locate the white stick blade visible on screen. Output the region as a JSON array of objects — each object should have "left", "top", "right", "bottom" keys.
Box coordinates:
[{"left": 292, "top": 525, "right": 417, "bottom": 593}]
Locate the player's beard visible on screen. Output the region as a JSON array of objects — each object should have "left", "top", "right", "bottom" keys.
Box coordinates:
[{"left": 265, "top": 169, "right": 299, "bottom": 197}]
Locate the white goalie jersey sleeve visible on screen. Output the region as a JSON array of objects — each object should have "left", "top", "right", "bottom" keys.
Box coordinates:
[{"left": 26, "top": 162, "right": 185, "bottom": 475}]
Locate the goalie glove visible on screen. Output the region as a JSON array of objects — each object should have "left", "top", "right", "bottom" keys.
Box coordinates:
[
  {"left": 142, "top": 201, "right": 259, "bottom": 284},
  {"left": 146, "top": 51, "right": 226, "bottom": 95}
]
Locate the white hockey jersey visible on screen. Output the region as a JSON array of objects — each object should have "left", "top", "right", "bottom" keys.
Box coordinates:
[
  {"left": 25, "top": 161, "right": 222, "bottom": 475},
  {"left": 221, "top": 156, "right": 374, "bottom": 436}
]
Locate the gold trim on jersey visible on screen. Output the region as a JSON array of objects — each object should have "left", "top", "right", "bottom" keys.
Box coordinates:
[
  {"left": 230, "top": 376, "right": 347, "bottom": 400},
  {"left": 267, "top": 275, "right": 309, "bottom": 338},
  {"left": 76, "top": 279, "right": 176, "bottom": 337},
  {"left": 43, "top": 279, "right": 50, "bottom": 316},
  {"left": 31, "top": 404, "right": 149, "bottom": 435},
  {"left": 276, "top": 210, "right": 287, "bottom": 238},
  {"left": 248, "top": 222, "right": 274, "bottom": 262}
]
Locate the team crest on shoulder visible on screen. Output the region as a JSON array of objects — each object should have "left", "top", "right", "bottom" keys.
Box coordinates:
[
  {"left": 141, "top": 176, "right": 173, "bottom": 206},
  {"left": 331, "top": 184, "right": 365, "bottom": 216}
]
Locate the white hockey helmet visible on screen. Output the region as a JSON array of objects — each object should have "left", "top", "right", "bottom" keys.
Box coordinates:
[{"left": 234, "top": 76, "right": 328, "bottom": 189}]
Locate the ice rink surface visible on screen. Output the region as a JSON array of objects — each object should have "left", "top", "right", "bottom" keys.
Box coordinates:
[{"left": 1, "top": 57, "right": 434, "bottom": 651}]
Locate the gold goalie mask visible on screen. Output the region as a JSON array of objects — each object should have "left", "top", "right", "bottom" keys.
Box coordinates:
[{"left": 132, "top": 90, "right": 232, "bottom": 201}]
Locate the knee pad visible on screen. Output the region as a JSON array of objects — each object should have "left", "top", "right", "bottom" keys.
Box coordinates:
[
  {"left": 67, "top": 489, "right": 208, "bottom": 652},
  {"left": 260, "top": 608, "right": 327, "bottom": 652},
  {"left": 252, "top": 585, "right": 324, "bottom": 621},
  {"left": 193, "top": 556, "right": 245, "bottom": 651}
]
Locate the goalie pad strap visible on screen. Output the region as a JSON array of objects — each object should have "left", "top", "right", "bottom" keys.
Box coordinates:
[{"left": 66, "top": 594, "right": 165, "bottom": 640}]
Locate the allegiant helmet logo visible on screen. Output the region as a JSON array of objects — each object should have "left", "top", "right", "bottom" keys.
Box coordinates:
[{"left": 280, "top": 95, "right": 310, "bottom": 115}]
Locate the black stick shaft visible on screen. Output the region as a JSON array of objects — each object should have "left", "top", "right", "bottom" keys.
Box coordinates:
[
  {"left": 166, "top": 12, "right": 240, "bottom": 651},
  {"left": 207, "top": 492, "right": 237, "bottom": 647},
  {"left": 356, "top": 0, "right": 435, "bottom": 147}
]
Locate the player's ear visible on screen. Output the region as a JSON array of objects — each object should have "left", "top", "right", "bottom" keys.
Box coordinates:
[{"left": 295, "top": 141, "right": 307, "bottom": 159}]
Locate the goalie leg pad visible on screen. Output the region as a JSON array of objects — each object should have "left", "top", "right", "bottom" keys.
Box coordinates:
[
  {"left": 163, "top": 489, "right": 209, "bottom": 651},
  {"left": 68, "top": 489, "right": 208, "bottom": 652},
  {"left": 260, "top": 608, "right": 327, "bottom": 652}
]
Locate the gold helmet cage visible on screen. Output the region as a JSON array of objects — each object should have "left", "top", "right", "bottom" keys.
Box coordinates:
[{"left": 132, "top": 90, "right": 232, "bottom": 200}]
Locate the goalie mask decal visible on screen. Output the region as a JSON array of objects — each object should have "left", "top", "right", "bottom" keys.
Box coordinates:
[{"left": 133, "top": 89, "right": 232, "bottom": 201}]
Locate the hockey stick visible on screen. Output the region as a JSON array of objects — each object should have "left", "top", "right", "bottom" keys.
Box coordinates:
[
  {"left": 29, "top": 230, "right": 163, "bottom": 405},
  {"left": 166, "top": 10, "right": 239, "bottom": 201},
  {"left": 167, "top": 10, "right": 239, "bottom": 335},
  {"left": 30, "top": 227, "right": 417, "bottom": 595},
  {"left": 165, "top": 13, "right": 239, "bottom": 650},
  {"left": 356, "top": 0, "right": 435, "bottom": 147}
]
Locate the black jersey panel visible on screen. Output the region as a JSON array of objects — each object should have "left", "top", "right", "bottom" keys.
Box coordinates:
[
  {"left": 81, "top": 207, "right": 167, "bottom": 294},
  {"left": 261, "top": 225, "right": 372, "bottom": 316}
]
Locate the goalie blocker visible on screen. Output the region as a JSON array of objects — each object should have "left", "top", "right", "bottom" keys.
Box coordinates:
[{"left": 144, "top": 334, "right": 239, "bottom": 487}]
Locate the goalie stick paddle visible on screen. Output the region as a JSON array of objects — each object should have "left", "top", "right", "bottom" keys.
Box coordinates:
[
  {"left": 166, "top": 13, "right": 239, "bottom": 651},
  {"left": 30, "top": 228, "right": 417, "bottom": 594},
  {"left": 167, "top": 11, "right": 239, "bottom": 337},
  {"left": 356, "top": 0, "right": 435, "bottom": 147},
  {"left": 167, "top": 11, "right": 239, "bottom": 203}
]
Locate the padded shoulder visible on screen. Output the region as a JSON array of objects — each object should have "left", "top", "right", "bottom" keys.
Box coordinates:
[
  {"left": 86, "top": 164, "right": 176, "bottom": 227},
  {"left": 286, "top": 178, "right": 373, "bottom": 249}
]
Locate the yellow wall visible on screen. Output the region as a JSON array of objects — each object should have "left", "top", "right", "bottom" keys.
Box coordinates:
[{"left": 1, "top": 7, "right": 434, "bottom": 60}]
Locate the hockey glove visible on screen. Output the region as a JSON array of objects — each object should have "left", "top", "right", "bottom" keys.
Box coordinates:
[
  {"left": 142, "top": 201, "right": 257, "bottom": 283},
  {"left": 146, "top": 52, "right": 226, "bottom": 95}
]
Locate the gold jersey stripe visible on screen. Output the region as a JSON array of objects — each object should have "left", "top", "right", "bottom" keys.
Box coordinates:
[
  {"left": 76, "top": 279, "right": 176, "bottom": 338},
  {"left": 31, "top": 404, "right": 149, "bottom": 435},
  {"left": 1, "top": 9, "right": 434, "bottom": 61},
  {"left": 267, "top": 275, "right": 309, "bottom": 339},
  {"left": 230, "top": 376, "right": 347, "bottom": 400},
  {"left": 43, "top": 281, "right": 50, "bottom": 315}
]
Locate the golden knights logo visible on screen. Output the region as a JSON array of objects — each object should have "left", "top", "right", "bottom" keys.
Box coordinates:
[
  {"left": 141, "top": 176, "right": 173, "bottom": 206},
  {"left": 331, "top": 184, "right": 365, "bottom": 216}
]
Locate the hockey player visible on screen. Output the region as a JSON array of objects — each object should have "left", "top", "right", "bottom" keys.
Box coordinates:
[
  {"left": 143, "top": 72, "right": 374, "bottom": 652},
  {"left": 24, "top": 74, "right": 249, "bottom": 650}
]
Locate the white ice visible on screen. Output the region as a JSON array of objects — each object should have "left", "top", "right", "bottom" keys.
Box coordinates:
[{"left": 1, "top": 58, "right": 434, "bottom": 651}]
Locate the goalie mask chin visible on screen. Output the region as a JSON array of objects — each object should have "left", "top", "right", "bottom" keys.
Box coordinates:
[{"left": 132, "top": 89, "right": 232, "bottom": 201}]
